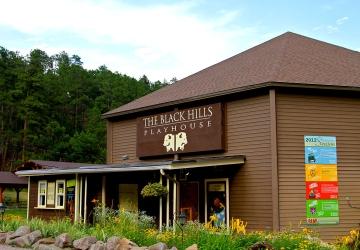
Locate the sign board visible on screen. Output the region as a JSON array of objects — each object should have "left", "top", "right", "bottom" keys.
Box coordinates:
[
  {"left": 137, "top": 103, "right": 223, "bottom": 157},
  {"left": 304, "top": 135, "right": 339, "bottom": 225},
  {"left": 305, "top": 181, "right": 338, "bottom": 199},
  {"left": 306, "top": 200, "right": 339, "bottom": 224}
]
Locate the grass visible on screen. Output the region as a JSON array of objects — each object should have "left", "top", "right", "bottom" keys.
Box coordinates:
[{"left": 6, "top": 208, "right": 27, "bottom": 219}]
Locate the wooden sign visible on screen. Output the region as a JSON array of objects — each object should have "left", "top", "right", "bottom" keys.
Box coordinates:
[{"left": 137, "top": 103, "right": 223, "bottom": 157}]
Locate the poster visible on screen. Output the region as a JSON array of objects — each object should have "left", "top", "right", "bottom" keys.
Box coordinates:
[
  {"left": 304, "top": 135, "right": 339, "bottom": 225},
  {"left": 305, "top": 164, "right": 338, "bottom": 181},
  {"left": 306, "top": 182, "right": 338, "bottom": 199},
  {"left": 306, "top": 200, "right": 339, "bottom": 224}
]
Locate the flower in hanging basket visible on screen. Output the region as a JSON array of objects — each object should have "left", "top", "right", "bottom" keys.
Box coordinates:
[{"left": 141, "top": 182, "right": 168, "bottom": 198}]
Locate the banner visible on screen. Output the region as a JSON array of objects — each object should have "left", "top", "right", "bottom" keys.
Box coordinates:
[{"left": 304, "top": 135, "right": 339, "bottom": 225}]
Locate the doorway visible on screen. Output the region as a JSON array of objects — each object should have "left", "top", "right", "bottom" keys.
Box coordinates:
[
  {"left": 205, "top": 178, "right": 229, "bottom": 227},
  {"left": 179, "top": 182, "right": 199, "bottom": 222}
]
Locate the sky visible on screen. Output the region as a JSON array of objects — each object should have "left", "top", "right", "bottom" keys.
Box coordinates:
[{"left": 0, "top": 0, "right": 359, "bottom": 82}]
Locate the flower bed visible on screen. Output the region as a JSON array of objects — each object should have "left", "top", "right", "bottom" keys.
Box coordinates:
[{"left": 0, "top": 208, "right": 341, "bottom": 250}]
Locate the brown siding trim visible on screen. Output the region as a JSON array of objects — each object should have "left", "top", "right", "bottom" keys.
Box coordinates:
[
  {"left": 270, "top": 89, "right": 279, "bottom": 231},
  {"left": 107, "top": 120, "right": 113, "bottom": 164}
]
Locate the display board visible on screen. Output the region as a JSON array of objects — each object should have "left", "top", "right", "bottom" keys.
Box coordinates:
[{"left": 304, "top": 135, "right": 339, "bottom": 225}]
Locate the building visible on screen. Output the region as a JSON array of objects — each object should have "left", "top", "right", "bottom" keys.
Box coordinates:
[{"left": 16, "top": 32, "right": 360, "bottom": 240}]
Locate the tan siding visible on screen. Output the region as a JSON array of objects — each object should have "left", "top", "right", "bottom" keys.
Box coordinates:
[
  {"left": 226, "top": 95, "right": 272, "bottom": 230},
  {"left": 111, "top": 119, "right": 138, "bottom": 163},
  {"left": 277, "top": 93, "right": 360, "bottom": 241}
]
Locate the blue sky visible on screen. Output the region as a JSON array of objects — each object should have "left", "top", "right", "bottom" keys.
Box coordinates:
[{"left": 0, "top": 0, "right": 359, "bottom": 81}]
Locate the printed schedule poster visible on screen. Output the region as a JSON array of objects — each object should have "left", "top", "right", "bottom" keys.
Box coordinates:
[
  {"left": 305, "top": 164, "right": 338, "bottom": 182},
  {"left": 306, "top": 200, "right": 339, "bottom": 225},
  {"left": 304, "top": 136, "right": 337, "bottom": 164},
  {"left": 306, "top": 181, "right": 338, "bottom": 199}
]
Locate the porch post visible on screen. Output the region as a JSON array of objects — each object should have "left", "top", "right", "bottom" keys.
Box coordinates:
[
  {"left": 159, "top": 174, "right": 163, "bottom": 231},
  {"left": 102, "top": 175, "right": 106, "bottom": 213},
  {"left": 83, "top": 176, "right": 88, "bottom": 224},
  {"left": 166, "top": 178, "right": 170, "bottom": 228},
  {"left": 27, "top": 176, "right": 30, "bottom": 221},
  {"left": 79, "top": 176, "right": 83, "bottom": 222},
  {"left": 74, "top": 174, "right": 79, "bottom": 222},
  {"left": 172, "top": 174, "right": 177, "bottom": 231}
]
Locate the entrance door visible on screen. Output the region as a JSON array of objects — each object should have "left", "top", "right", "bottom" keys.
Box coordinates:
[
  {"left": 180, "top": 182, "right": 199, "bottom": 221},
  {"left": 119, "top": 184, "right": 138, "bottom": 212},
  {"left": 205, "top": 178, "right": 229, "bottom": 227}
]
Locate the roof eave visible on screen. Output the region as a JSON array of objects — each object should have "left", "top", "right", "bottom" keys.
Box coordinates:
[{"left": 102, "top": 82, "right": 360, "bottom": 119}]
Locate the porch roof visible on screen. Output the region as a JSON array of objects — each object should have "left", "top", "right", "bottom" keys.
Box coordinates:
[{"left": 15, "top": 156, "right": 245, "bottom": 176}]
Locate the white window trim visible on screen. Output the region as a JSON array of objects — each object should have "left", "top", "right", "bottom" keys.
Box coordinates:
[
  {"left": 204, "top": 178, "right": 230, "bottom": 227},
  {"left": 37, "top": 180, "right": 47, "bottom": 208},
  {"left": 55, "top": 180, "right": 66, "bottom": 209}
]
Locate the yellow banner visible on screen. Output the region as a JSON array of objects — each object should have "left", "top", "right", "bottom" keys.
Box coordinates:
[{"left": 305, "top": 164, "right": 338, "bottom": 182}]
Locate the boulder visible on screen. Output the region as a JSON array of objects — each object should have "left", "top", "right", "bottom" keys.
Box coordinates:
[
  {"left": 89, "top": 241, "right": 106, "bottom": 250},
  {"left": 9, "top": 230, "right": 42, "bottom": 247},
  {"left": 0, "top": 232, "right": 12, "bottom": 243},
  {"left": 33, "top": 237, "right": 56, "bottom": 249},
  {"left": 115, "top": 238, "right": 138, "bottom": 250},
  {"left": 249, "top": 241, "right": 274, "bottom": 250},
  {"left": 148, "top": 242, "right": 168, "bottom": 250},
  {"left": 185, "top": 244, "right": 198, "bottom": 250},
  {"left": 73, "top": 236, "right": 97, "bottom": 250},
  {"left": 106, "top": 236, "right": 121, "bottom": 250},
  {"left": 35, "top": 243, "right": 74, "bottom": 250},
  {"left": 130, "top": 247, "right": 148, "bottom": 250},
  {"left": 55, "top": 233, "right": 73, "bottom": 248},
  {"left": 169, "top": 247, "right": 178, "bottom": 250},
  {"left": 8, "top": 225, "right": 31, "bottom": 239}
]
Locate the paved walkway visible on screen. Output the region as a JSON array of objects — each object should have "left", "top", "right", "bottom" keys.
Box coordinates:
[{"left": 0, "top": 245, "right": 29, "bottom": 249}]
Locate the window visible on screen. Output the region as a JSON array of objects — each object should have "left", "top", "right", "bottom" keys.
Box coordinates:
[
  {"left": 38, "top": 181, "right": 47, "bottom": 208},
  {"left": 37, "top": 179, "right": 66, "bottom": 209},
  {"left": 56, "top": 180, "right": 65, "bottom": 208}
]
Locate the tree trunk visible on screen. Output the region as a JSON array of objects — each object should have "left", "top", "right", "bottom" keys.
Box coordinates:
[
  {"left": 22, "top": 115, "right": 28, "bottom": 162},
  {"left": 15, "top": 187, "right": 22, "bottom": 207}
]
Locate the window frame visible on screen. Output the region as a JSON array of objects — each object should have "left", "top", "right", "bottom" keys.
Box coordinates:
[
  {"left": 55, "top": 179, "right": 66, "bottom": 209},
  {"left": 37, "top": 180, "right": 47, "bottom": 208}
]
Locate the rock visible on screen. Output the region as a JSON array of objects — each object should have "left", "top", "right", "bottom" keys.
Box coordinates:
[
  {"left": 185, "top": 244, "right": 198, "bottom": 250},
  {"left": 130, "top": 247, "right": 148, "bottom": 250},
  {"left": 249, "top": 242, "right": 274, "bottom": 250},
  {"left": 115, "top": 238, "right": 138, "bottom": 250},
  {"left": 55, "top": 233, "right": 73, "bottom": 248},
  {"left": 169, "top": 247, "right": 178, "bottom": 250},
  {"left": 89, "top": 241, "right": 106, "bottom": 250},
  {"left": 73, "top": 236, "right": 97, "bottom": 250},
  {"left": 8, "top": 225, "right": 31, "bottom": 239},
  {"left": 9, "top": 230, "right": 42, "bottom": 247},
  {"left": 32, "top": 237, "right": 56, "bottom": 249},
  {"left": 106, "top": 236, "right": 121, "bottom": 250},
  {"left": 35, "top": 243, "right": 74, "bottom": 250},
  {"left": 0, "top": 232, "right": 11, "bottom": 243},
  {"left": 148, "top": 242, "right": 168, "bottom": 250}
]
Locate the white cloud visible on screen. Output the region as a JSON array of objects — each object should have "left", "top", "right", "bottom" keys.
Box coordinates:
[
  {"left": 326, "top": 25, "right": 338, "bottom": 34},
  {"left": 0, "top": 0, "right": 257, "bottom": 81},
  {"left": 336, "top": 16, "right": 349, "bottom": 25}
]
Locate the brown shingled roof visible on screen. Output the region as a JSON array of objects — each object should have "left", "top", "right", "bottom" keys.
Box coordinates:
[
  {"left": 0, "top": 172, "right": 27, "bottom": 185},
  {"left": 28, "top": 160, "right": 94, "bottom": 170},
  {"left": 103, "top": 32, "right": 360, "bottom": 118}
]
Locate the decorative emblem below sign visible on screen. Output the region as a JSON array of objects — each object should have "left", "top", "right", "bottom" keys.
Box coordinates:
[{"left": 163, "top": 132, "right": 188, "bottom": 152}]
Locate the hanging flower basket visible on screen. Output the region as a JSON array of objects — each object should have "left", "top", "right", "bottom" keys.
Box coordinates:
[{"left": 141, "top": 182, "right": 168, "bottom": 198}]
